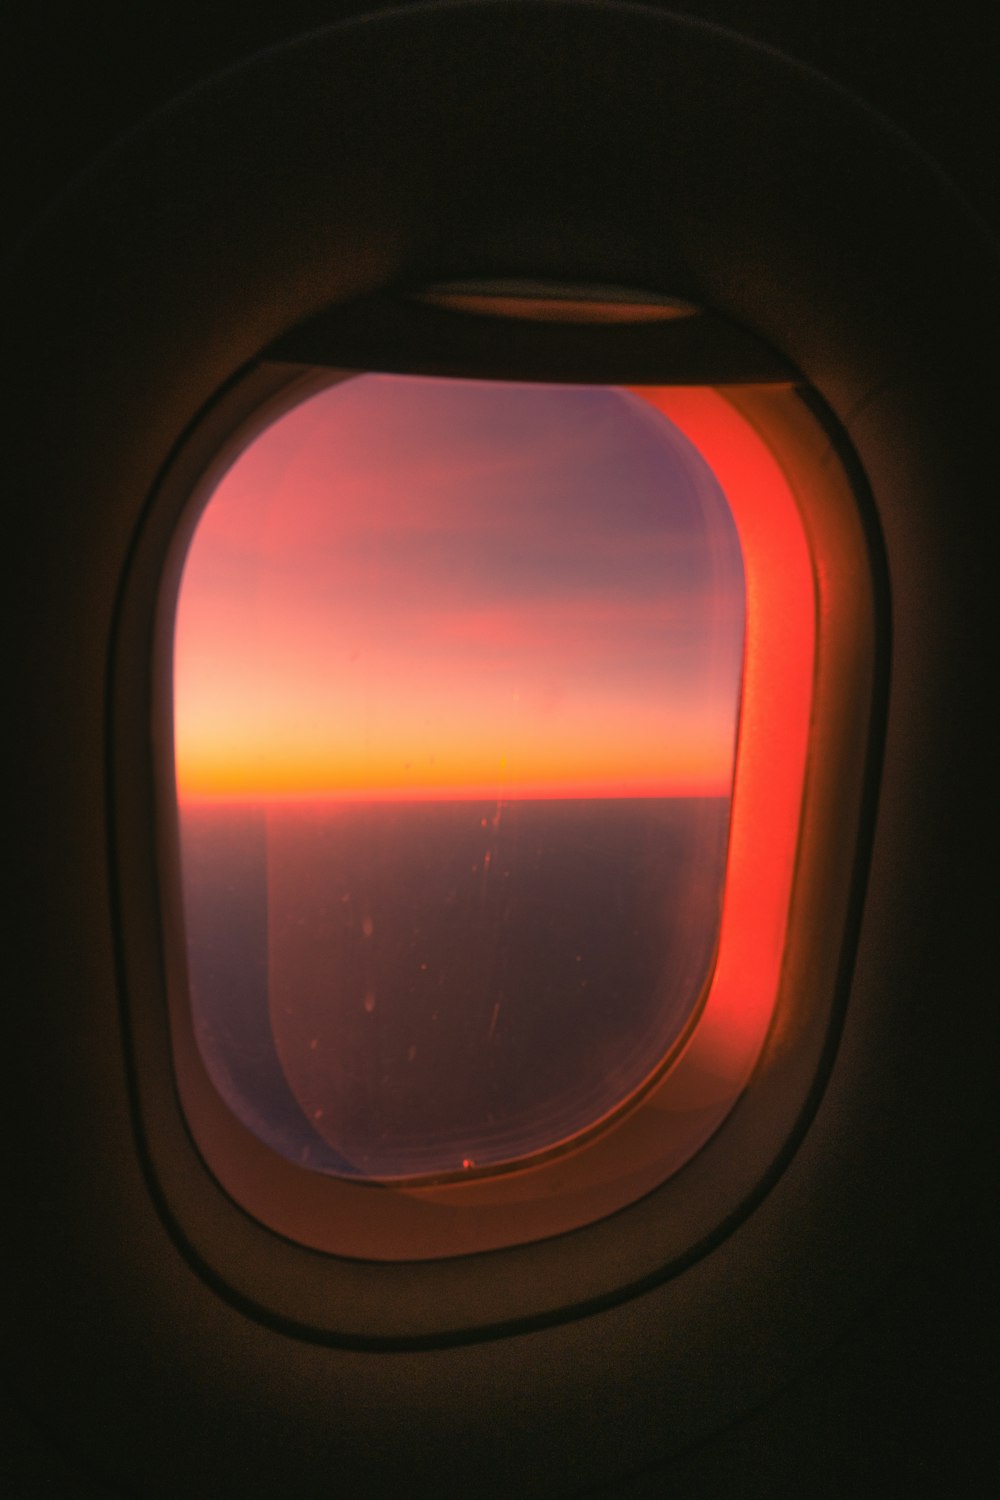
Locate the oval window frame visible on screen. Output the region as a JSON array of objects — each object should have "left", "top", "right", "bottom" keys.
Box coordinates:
[{"left": 112, "top": 349, "right": 879, "bottom": 1319}]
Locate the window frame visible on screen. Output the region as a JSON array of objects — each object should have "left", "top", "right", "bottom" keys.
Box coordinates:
[{"left": 111, "top": 354, "right": 882, "bottom": 1338}]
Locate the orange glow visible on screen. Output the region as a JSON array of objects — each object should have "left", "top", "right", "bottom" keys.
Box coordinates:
[
  {"left": 177, "top": 746, "right": 733, "bottom": 803},
  {"left": 174, "top": 378, "right": 745, "bottom": 803}
]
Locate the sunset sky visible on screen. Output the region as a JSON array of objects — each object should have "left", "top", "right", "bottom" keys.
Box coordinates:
[{"left": 173, "top": 375, "right": 746, "bottom": 801}]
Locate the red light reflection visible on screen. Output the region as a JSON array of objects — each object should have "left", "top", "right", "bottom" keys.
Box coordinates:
[{"left": 633, "top": 387, "right": 813, "bottom": 1096}]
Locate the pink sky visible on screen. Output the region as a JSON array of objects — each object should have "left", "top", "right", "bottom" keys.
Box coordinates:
[{"left": 173, "top": 375, "right": 745, "bottom": 800}]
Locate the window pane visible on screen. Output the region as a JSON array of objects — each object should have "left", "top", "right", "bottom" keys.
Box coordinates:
[{"left": 172, "top": 376, "right": 745, "bottom": 1180}]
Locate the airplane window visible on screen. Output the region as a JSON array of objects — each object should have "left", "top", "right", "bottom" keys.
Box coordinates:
[{"left": 171, "top": 375, "right": 745, "bottom": 1181}]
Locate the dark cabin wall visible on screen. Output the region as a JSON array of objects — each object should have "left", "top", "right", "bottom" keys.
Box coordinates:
[{"left": 2, "top": 1, "right": 997, "bottom": 243}]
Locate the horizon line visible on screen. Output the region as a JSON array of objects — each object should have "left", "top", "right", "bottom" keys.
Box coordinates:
[{"left": 176, "top": 786, "right": 733, "bottom": 808}]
